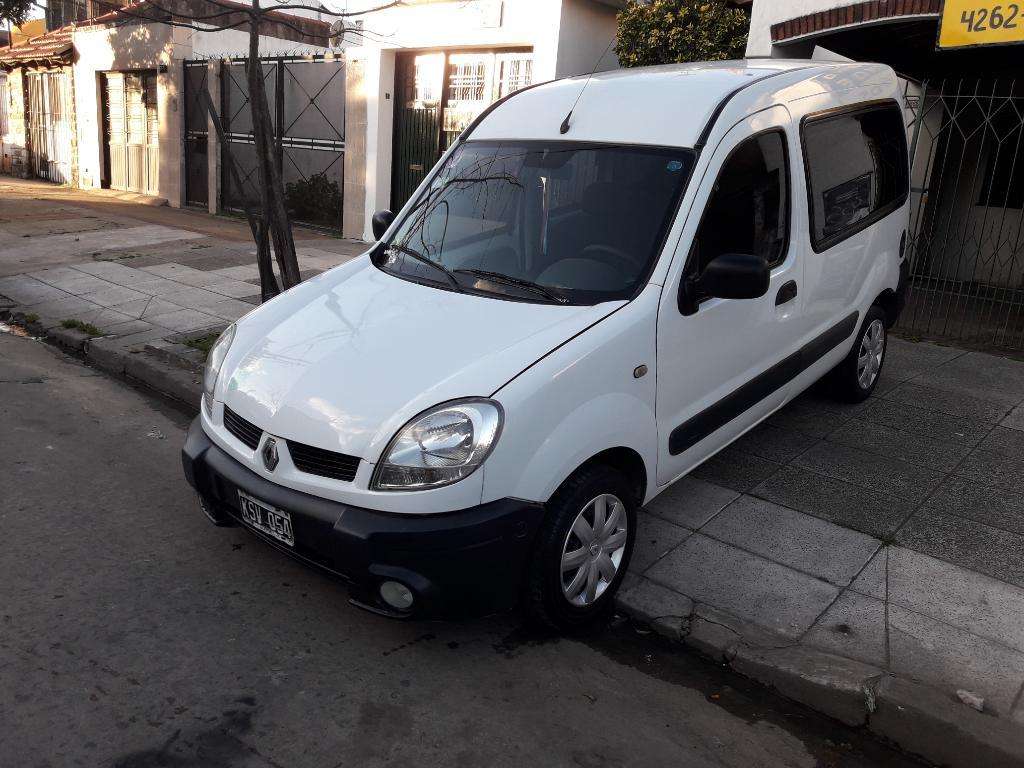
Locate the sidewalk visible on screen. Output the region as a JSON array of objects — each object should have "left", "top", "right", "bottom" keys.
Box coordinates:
[
  {"left": 0, "top": 177, "right": 363, "bottom": 400},
  {"left": 618, "top": 339, "right": 1024, "bottom": 767}
]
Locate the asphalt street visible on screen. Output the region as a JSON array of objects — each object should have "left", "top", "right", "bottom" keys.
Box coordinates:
[{"left": 0, "top": 328, "right": 924, "bottom": 768}]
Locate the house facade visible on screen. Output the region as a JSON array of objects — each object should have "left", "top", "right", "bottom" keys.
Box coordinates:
[
  {"left": 0, "top": 0, "right": 328, "bottom": 203},
  {"left": 748, "top": 0, "right": 1024, "bottom": 349},
  {"left": 339, "top": 0, "right": 624, "bottom": 241}
]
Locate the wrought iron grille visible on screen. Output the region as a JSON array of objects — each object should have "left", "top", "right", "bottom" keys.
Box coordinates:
[
  {"left": 219, "top": 56, "right": 346, "bottom": 231},
  {"left": 184, "top": 61, "right": 209, "bottom": 208},
  {"left": 901, "top": 78, "right": 1024, "bottom": 352}
]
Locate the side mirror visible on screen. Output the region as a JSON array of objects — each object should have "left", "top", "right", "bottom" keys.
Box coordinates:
[
  {"left": 679, "top": 252, "right": 769, "bottom": 315},
  {"left": 372, "top": 210, "right": 396, "bottom": 241}
]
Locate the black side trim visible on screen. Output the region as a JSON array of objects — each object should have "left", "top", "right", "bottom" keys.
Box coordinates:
[{"left": 669, "top": 311, "right": 859, "bottom": 455}]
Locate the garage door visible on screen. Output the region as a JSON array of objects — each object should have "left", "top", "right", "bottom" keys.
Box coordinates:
[{"left": 104, "top": 71, "right": 159, "bottom": 195}]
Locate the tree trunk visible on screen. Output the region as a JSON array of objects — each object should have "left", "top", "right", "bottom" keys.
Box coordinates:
[
  {"left": 247, "top": 6, "right": 302, "bottom": 288},
  {"left": 199, "top": 84, "right": 279, "bottom": 302}
]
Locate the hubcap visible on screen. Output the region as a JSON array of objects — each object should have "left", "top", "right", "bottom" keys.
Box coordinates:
[
  {"left": 560, "top": 493, "right": 629, "bottom": 607},
  {"left": 857, "top": 319, "right": 886, "bottom": 389}
]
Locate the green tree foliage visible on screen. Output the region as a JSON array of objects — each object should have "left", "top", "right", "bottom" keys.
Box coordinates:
[
  {"left": 0, "top": 0, "right": 33, "bottom": 26},
  {"left": 615, "top": 0, "right": 749, "bottom": 67}
]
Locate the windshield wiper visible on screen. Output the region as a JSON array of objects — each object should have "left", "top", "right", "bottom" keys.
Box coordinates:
[
  {"left": 385, "top": 244, "right": 464, "bottom": 293},
  {"left": 454, "top": 269, "right": 569, "bottom": 304}
]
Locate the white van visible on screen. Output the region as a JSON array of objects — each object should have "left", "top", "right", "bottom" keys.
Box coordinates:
[{"left": 183, "top": 60, "right": 910, "bottom": 628}]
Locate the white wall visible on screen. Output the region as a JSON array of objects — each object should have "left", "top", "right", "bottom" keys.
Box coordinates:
[
  {"left": 191, "top": 27, "right": 327, "bottom": 58},
  {"left": 747, "top": 0, "right": 851, "bottom": 56},
  {"left": 554, "top": 0, "right": 619, "bottom": 78}
]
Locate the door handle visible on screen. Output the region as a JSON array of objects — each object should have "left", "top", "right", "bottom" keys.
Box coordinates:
[{"left": 776, "top": 280, "right": 798, "bottom": 306}]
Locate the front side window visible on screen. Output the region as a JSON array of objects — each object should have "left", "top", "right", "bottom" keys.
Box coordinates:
[
  {"left": 802, "top": 104, "right": 908, "bottom": 250},
  {"left": 377, "top": 141, "right": 694, "bottom": 305},
  {"left": 691, "top": 130, "right": 790, "bottom": 276}
]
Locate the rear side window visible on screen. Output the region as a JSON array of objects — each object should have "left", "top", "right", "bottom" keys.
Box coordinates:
[
  {"left": 691, "top": 130, "right": 790, "bottom": 275},
  {"left": 802, "top": 103, "right": 908, "bottom": 251}
]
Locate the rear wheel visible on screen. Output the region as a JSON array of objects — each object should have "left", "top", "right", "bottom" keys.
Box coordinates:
[
  {"left": 827, "top": 305, "right": 888, "bottom": 403},
  {"left": 525, "top": 464, "right": 636, "bottom": 630}
]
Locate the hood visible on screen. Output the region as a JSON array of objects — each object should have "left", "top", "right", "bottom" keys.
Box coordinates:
[{"left": 220, "top": 258, "right": 621, "bottom": 463}]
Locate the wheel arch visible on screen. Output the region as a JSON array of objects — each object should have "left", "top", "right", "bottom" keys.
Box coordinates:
[
  {"left": 872, "top": 288, "right": 900, "bottom": 329},
  {"left": 560, "top": 446, "right": 648, "bottom": 508}
]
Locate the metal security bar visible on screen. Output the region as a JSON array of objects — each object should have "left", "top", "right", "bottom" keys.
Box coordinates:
[
  {"left": 218, "top": 56, "right": 345, "bottom": 230},
  {"left": 901, "top": 78, "right": 1024, "bottom": 351},
  {"left": 184, "top": 61, "right": 210, "bottom": 208},
  {"left": 26, "top": 71, "right": 73, "bottom": 185}
]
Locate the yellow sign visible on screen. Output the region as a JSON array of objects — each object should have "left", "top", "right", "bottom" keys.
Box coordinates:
[{"left": 939, "top": 0, "right": 1024, "bottom": 48}]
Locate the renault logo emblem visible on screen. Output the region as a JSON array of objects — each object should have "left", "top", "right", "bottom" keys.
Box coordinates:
[{"left": 262, "top": 438, "right": 280, "bottom": 472}]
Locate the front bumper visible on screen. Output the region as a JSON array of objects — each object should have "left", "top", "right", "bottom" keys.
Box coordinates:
[{"left": 182, "top": 418, "right": 544, "bottom": 618}]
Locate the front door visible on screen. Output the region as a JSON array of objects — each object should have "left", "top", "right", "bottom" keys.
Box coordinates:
[
  {"left": 656, "top": 108, "right": 806, "bottom": 486},
  {"left": 391, "top": 49, "right": 534, "bottom": 211},
  {"left": 26, "top": 71, "right": 72, "bottom": 184},
  {"left": 103, "top": 71, "right": 159, "bottom": 195}
]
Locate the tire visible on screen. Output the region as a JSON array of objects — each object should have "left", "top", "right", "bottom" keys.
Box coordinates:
[
  {"left": 827, "top": 305, "right": 888, "bottom": 403},
  {"left": 525, "top": 464, "right": 637, "bottom": 631}
]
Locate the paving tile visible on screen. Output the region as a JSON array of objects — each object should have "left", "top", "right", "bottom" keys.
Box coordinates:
[
  {"left": 138, "top": 262, "right": 211, "bottom": 281},
  {"left": 884, "top": 381, "right": 1014, "bottom": 424},
  {"left": 145, "top": 308, "right": 221, "bottom": 333},
  {"left": 646, "top": 533, "right": 839, "bottom": 638},
  {"left": 753, "top": 464, "right": 916, "bottom": 539},
  {"left": 160, "top": 286, "right": 227, "bottom": 310},
  {"left": 101, "top": 319, "right": 156, "bottom": 338},
  {"left": 920, "top": 475, "right": 1024, "bottom": 536},
  {"left": 730, "top": 422, "right": 819, "bottom": 463},
  {"left": 767, "top": 398, "right": 852, "bottom": 438},
  {"left": 954, "top": 448, "right": 1024, "bottom": 494},
  {"left": 28, "top": 267, "right": 110, "bottom": 295},
  {"left": 0, "top": 275, "right": 70, "bottom": 304},
  {"left": 851, "top": 546, "right": 1024, "bottom": 653},
  {"left": 884, "top": 337, "right": 967, "bottom": 380},
  {"left": 854, "top": 397, "right": 990, "bottom": 447},
  {"left": 69, "top": 261, "right": 141, "bottom": 280},
  {"left": 915, "top": 350, "right": 1024, "bottom": 401},
  {"left": 629, "top": 511, "right": 691, "bottom": 574},
  {"left": 75, "top": 306, "right": 135, "bottom": 331},
  {"left": 793, "top": 441, "right": 945, "bottom": 503},
  {"left": 896, "top": 509, "right": 1024, "bottom": 588},
  {"left": 127, "top": 278, "right": 189, "bottom": 298},
  {"left": 804, "top": 590, "right": 887, "bottom": 666},
  {"left": 976, "top": 425, "right": 1024, "bottom": 458},
  {"left": 643, "top": 476, "right": 740, "bottom": 530},
  {"left": 76, "top": 284, "right": 149, "bottom": 308},
  {"left": 208, "top": 265, "right": 259, "bottom": 281},
  {"left": 18, "top": 294, "right": 97, "bottom": 318},
  {"left": 689, "top": 444, "right": 784, "bottom": 493},
  {"left": 826, "top": 417, "right": 973, "bottom": 473},
  {"left": 702, "top": 496, "right": 881, "bottom": 586},
  {"left": 204, "top": 297, "right": 256, "bottom": 321},
  {"left": 1003, "top": 404, "right": 1024, "bottom": 431},
  {"left": 202, "top": 279, "right": 260, "bottom": 299}
]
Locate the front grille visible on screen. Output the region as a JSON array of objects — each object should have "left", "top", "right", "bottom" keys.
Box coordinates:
[
  {"left": 288, "top": 440, "right": 360, "bottom": 482},
  {"left": 223, "top": 406, "right": 262, "bottom": 450}
]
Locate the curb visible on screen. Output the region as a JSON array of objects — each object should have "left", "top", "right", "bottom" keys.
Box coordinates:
[
  {"left": 616, "top": 578, "right": 1024, "bottom": 768},
  {"left": 2, "top": 306, "right": 202, "bottom": 413}
]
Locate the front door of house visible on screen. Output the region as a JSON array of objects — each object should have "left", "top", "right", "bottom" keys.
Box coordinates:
[
  {"left": 103, "top": 71, "right": 159, "bottom": 195},
  {"left": 391, "top": 49, "right": 533, "bottom": 212},
  {"left": 25, "top": 70, "right": 72, "bottom": 185}
]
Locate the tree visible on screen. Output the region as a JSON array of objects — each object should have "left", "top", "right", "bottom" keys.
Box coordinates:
[
  {"left": 107, "top": 0, "right": 398, "bottom": 299},
  {"left": 615, "top": 0, "right": 749, "bottom": 68},
  {"left": 1, "top": 0, "right": 33, "bottom": 26}
]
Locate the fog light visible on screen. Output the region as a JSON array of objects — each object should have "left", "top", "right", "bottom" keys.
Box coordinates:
[{"left": 379, "top": 580, "right": 415, "bottom": 611}]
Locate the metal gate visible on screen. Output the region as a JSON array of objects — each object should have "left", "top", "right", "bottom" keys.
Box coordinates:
[
  {"left": 26, "top": 71, "right": 72, "bottom": 184},
  {"left": 183, "top": 61, "right": 209, "bottom": 208},
  {"left": 219, "top": 55, "right": 345, "bottom": 230},
  {"left": 902, "top": 78, "right": 1024, "bottom": 351},
  {"left": 102, "top": 71, "right": 159, "bottom": 195}
]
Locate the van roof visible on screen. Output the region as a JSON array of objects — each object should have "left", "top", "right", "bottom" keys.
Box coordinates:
[{"left": 469, "top": 59, "right": 898, "bottom": 149}]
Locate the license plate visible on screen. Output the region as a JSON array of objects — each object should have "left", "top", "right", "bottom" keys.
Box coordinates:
[{"left": 237, "top": 491, "right": 294, "bottom": 547}]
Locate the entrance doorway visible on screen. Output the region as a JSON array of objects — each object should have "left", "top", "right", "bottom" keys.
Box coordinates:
[
  {"left": 102, "top": 71, "right": 159, "bottom": 195},
  {"left": 26, "top": 71, "right": 72, "bottom": 184},
  {"left": 391, "top": 48, "right": 533, "bottom": 211}
]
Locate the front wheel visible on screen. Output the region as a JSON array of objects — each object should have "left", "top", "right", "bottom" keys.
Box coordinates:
[
  {"left": 525, "top": 464, "right": 636, "bottom": 630},
  {"left": 827, "top": 306, "right": 888, "bottom": 403}
]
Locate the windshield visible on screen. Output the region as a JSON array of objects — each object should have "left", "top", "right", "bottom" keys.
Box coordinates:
[{"left": 375, "top": 141, "right": 695, "bottom": 305}]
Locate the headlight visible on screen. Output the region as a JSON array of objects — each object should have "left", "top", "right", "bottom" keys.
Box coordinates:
[
  {"left": 202, "top": 323, "right": 235, "bottom": 417},
  {"left": 372, "top": 399, "right": 503, "bottom": 491}
]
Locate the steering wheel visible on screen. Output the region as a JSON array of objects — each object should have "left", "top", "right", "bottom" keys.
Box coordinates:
[{"left": 579, "top": 244, "right": 636, "bottom": 277}]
